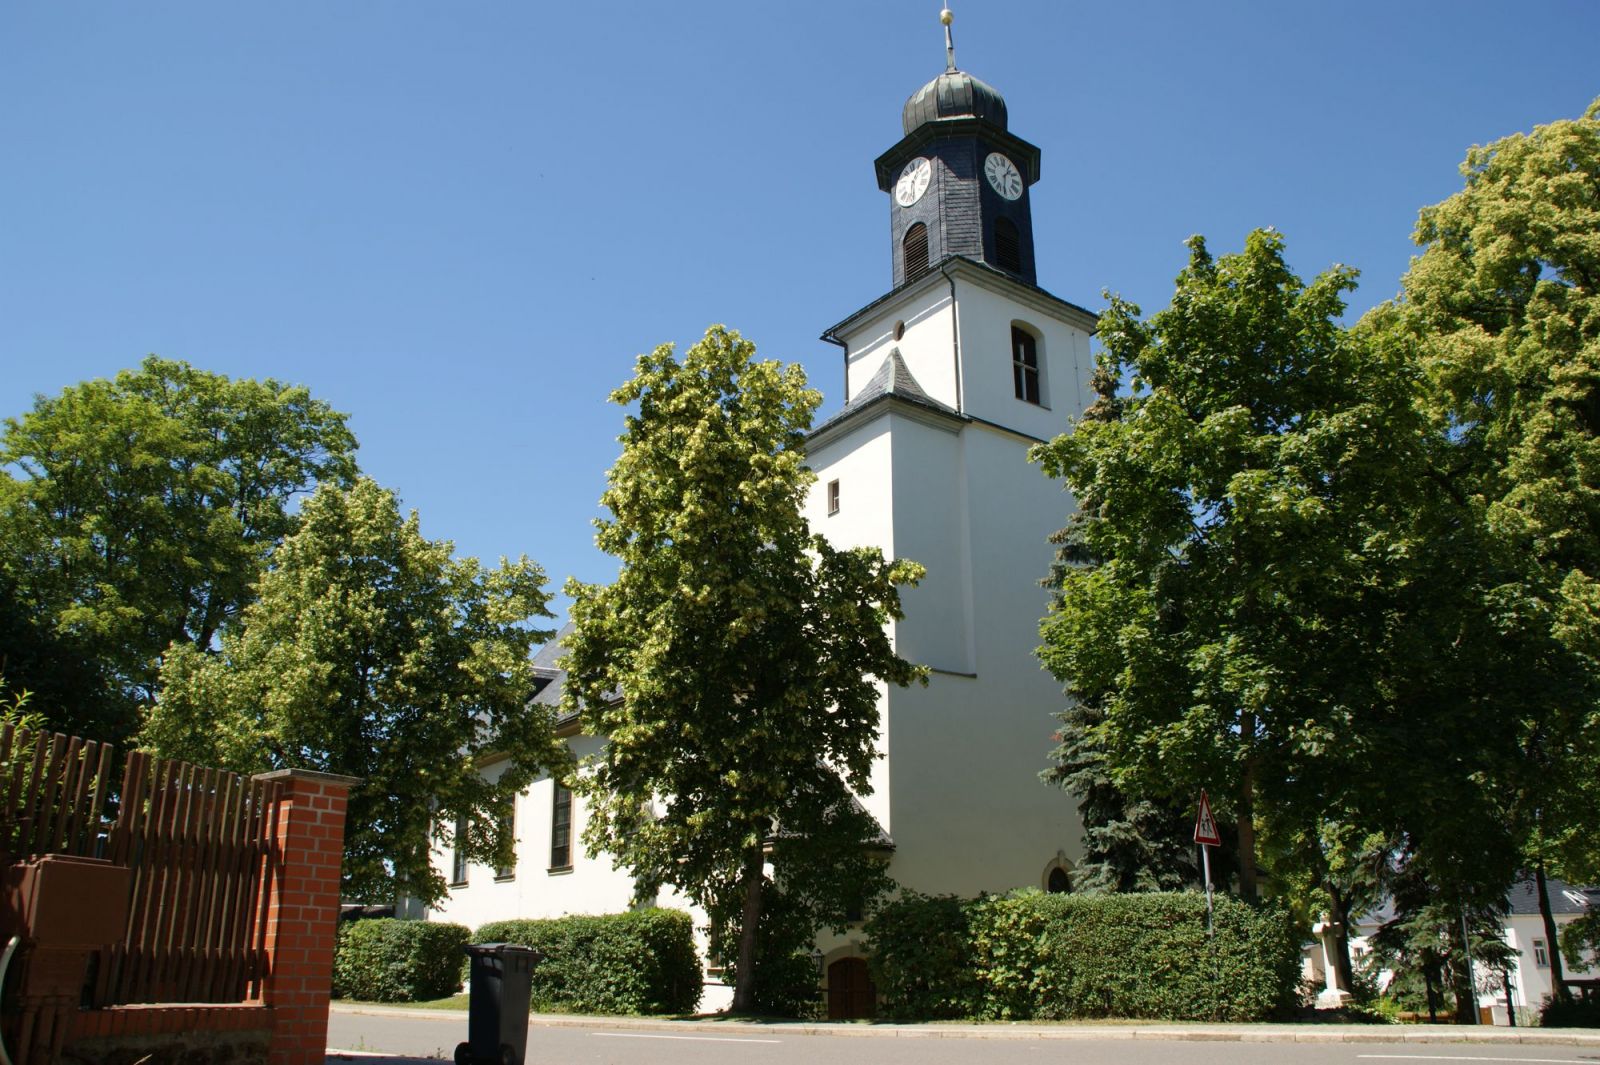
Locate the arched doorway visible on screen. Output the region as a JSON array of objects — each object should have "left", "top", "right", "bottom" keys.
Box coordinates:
[{"left": 826, "top": 956, "right": 876, "bottom": 1020}]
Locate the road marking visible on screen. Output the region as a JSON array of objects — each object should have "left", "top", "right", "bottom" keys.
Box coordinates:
[
  {"left": 1358, "top": 1056, "right": 1592, "bottom": 1064},
  {"left": 593, "top": 1032, "right": 782, "bottom": 1045}
]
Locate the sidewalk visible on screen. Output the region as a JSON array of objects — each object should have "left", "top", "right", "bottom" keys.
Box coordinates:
[{"left": 329, "top": 1001, "right": 1600, "bottom": 1047}]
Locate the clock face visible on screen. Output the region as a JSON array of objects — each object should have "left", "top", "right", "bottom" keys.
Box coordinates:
[
  {"left": 895, "top": 157, "right": 932, "bottom": 208},
  {"left": 984, "top": 153, "right": 1023, "bottom": 201}
]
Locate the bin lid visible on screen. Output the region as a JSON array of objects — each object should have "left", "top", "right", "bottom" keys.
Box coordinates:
[{"left": 463, "top": 941, "right": 539, "bottom": 957}]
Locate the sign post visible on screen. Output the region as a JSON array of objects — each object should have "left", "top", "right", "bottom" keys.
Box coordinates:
[{"left": 1193, "top": 790, "right": 1222, "bottom": 937}]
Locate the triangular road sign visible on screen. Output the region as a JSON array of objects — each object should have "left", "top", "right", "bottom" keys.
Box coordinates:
[{"left": 1193, "top": 790, "right": 1222, "bottom": 847}]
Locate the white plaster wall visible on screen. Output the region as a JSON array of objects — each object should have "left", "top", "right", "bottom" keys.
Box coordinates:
[
  {"left": 881, "top": 421, "right": 1081, "bottom": 896},
  {"left": 427, "top": 736, "right": 636, "bottom": 932},
  {"left": 951, "top": 276, "right": 1094, "bottom": 437},
  {"left": 805, "top": 419, "right": 897, "bottom": 834},
  {"left": 1500, "top": 913, "right": 1596, "bottom": 1010},
  {"left": 884, "top": 413, "right": 972, "bottom": 675},
  {"left": 842, "top": 292, "right": 958, "bottom": 409}
]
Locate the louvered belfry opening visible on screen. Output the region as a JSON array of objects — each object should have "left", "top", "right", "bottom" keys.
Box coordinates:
[
  {"left": 903, "top": 222, "right": 930, "bottom": 282},
  {"left": 994, "top": 217, "right": 1022, "bottom": 274}
]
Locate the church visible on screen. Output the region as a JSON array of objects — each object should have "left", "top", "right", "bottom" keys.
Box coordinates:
[{"left": 427, "top": 10, "right": 1096, "bottom": 1016}]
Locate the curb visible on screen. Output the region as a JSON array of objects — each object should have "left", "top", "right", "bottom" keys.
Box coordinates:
[{"left": 330, "top": 1004, "right": 1600, "bottom": 1046}]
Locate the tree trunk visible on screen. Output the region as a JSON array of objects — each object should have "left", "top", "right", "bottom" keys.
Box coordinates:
[
  {"left": 1535, "top": 861, "right": 1572, "bottom": 1004},
  {"left": 1236, "top": 714, "right": 1259, "bottom": 900},
  {"left": 730, "top": 839, "right": 765, "bottom": 1014},
  {"left": 1424, "top": 960, "right": 1438, "bottom": 1023},
  {"left": 1327, "top": 883, "right": 1356, "bottom": 993},
  {"left": 1451, "top": 923, "right": 1477, "bottom": 1025}
]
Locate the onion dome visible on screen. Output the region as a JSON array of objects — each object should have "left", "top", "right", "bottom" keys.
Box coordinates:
[{"left": 901, "top": 69, "right": 1008, "bottom": 135}]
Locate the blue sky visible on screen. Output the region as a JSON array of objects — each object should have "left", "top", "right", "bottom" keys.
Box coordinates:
[{"left": 3, "top": 1, "right": 1596, "bottom": 617}]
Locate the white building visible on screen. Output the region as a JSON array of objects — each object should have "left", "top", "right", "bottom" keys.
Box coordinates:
[
  {"left": 1302, "top": 880, "right": 1598, "bottom": 1025},
  {"left": 427, "top": 27, "right": 1091, "bottom": 1018}
]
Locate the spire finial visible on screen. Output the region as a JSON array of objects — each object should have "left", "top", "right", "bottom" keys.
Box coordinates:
[{"left": 940, "top": 5, "right": 956, "bottom": 72}]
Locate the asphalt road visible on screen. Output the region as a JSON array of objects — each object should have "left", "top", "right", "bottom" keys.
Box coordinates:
[{"left": 326, "top": 1011, "right": 1600, "bottom": 1065}]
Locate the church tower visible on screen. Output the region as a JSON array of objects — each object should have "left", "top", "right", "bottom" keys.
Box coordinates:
[{"left": 803, "top": 9, "right": 1092, "bottom": 917}]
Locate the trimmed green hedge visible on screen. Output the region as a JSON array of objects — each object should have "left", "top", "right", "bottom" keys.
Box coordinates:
[
  {"left": 866, "top": 891, "right": 1300, "bottom": 1022},
  {"left": 332, "top": 918, "right": 471, "bottom": 1002},
  {"left": 475, "top": 909, "right": 701, "bottom": 1015}
]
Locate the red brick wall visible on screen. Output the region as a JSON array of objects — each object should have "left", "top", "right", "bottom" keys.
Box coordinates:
[{"left": 256, "top": 769, "right": 357, "bottom": 1065}]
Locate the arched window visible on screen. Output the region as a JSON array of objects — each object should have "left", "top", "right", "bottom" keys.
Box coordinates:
[
  {"left": 1012, "top": 325, "right": 1040, "bottom": 405},
  {"left": 994, "top": 217, "right": 1022, "bottom": 273},
  {"left": 903, "top": 222, "right": 930, "bottom": 282},
  {"left": 1047, "top": 867, "right": 1071, "bottom": 893}
]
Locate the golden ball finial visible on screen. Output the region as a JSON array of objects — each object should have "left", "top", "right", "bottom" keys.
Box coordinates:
[{"left": 940, "top": 7, "right": 953, "bottom": 26}]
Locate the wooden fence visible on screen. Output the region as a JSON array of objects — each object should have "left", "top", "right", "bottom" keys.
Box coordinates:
[{"left": 0, "top": 726, "right": 283, "bottom": 1006}]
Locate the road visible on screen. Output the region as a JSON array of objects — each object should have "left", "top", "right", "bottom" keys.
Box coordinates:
[{"left": 326, "top": 1010, "right": 1600, "bottom": 1065}]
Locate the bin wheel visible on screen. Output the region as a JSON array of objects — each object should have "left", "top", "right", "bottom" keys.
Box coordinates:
[
  {"left": 499, "top": 1044, "right": 520, "bottom": 1065},
  {"left": 454, "top": 1041, "right": 473, "bottom": 1065}
]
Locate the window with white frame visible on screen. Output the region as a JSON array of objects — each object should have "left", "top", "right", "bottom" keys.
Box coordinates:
[
  {"left": 1012, "top": 325, "right": 1041, "bottom": 405},
  {"left": 550, "top": 782, "right": 573, "bottom": 871},
  {"left": 1534, "top": 938, "right": 1550, "bottom": 967}
]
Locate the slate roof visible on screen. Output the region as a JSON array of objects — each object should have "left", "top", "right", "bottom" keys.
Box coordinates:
[
  {"left": 529, "top": 622, "right": 572, "bottom": 710},
  {"left": 809, "top": 348, "right": 963, "bottom": 442},
  {"left": 1507, "top": 877, "right": 1599, "bottom": 916}
]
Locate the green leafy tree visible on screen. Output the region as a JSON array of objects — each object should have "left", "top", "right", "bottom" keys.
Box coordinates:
[
  {"left": 561, "top": 326, "right": 925, "bottom": 1013},
  {"left": 142, "top": 477, "right": 564, "bottom": 905},
  {"left": 1035, "top": 229, "right": 1435, "bottom": 900},
  {"left": 0, "top": 357, "right": 357, "bottom": 741},
  {"left": 1377, "top": 99, "right": 1600, "bottom": 1001}
]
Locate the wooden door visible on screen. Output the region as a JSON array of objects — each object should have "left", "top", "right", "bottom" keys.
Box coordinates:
[{"left": 826, "top": 956, "right": 876, "bottom": 1020}]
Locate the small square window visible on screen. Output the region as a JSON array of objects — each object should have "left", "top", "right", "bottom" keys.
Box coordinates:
[{"left": 827, "top": 479, "right": 840, "bottom": 516}]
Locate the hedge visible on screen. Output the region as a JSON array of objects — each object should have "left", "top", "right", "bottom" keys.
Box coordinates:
[
  {"left": 866, "top": 891, "right": 1300, "bottom": 1022},
  {"left": 475, "top": 908, "right": 701, "bottom": 1015},
  {"left": 332, "top": 918, "right": 471, "bottom": 1002}
]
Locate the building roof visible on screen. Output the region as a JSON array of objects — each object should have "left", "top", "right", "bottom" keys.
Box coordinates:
[
  {"left": 902, "top": 68, "right": 1008, "bottom": 135},
  {"left": 1507, "top": 877, "right": 1600, "bottom": 917},
  {"left": 808, "top": 348, "right": 965, "bottom": 447},
  {"left": 820, "top": 254, "right": 1098, "bottom": 346}
]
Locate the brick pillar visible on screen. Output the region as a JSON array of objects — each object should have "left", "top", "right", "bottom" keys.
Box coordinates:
[{"left": 255, "top": 768, "right": 360, "bottom": 1065}]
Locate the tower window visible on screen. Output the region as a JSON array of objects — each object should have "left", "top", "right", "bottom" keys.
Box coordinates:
[
  {"left": 827, "top": 479, "right": 840, "bottom": 515},
  {"left": 550, "top": 781, "right": 573, "bottom": 871},
  {"left": 1012, "top": 326, "right": 1040, "bottom": 405},
  {"left": 994, "top": 217, "right": 1022, "bottom": 273},
  {"left": 903, "top": 222, "right": 930, "bottom": 282}
]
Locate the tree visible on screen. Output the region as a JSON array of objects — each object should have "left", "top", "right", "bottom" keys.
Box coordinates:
[
  {"left": 561, "top": 326, "right": 925, "bottom": 1014},
  {"left": 1380, "top": 99, "right": 1600, "bottom": 1001},
  {"left": 1036, "top": 230, "right": 1410, "bottom": 898},
  {"left": 141, "top": 477, "right": 564, "bottom": 905},
  {"left": 0, "top": 356, "right": 357, "bottom": 741}
]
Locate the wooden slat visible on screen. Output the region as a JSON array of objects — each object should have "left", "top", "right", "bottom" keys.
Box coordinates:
[
  {"left": 47, "top": 735, "right": 83, "bottom": 853},
  {"left": 29, "top": 733, "right": 66, "bottom": 853},
  {"left": 0, "top": 727, "right": 296, "bottom": 1010}
]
